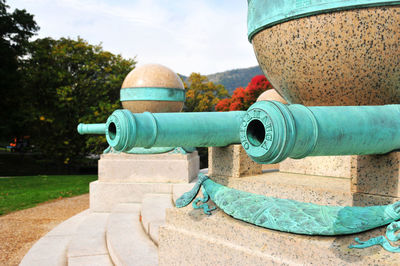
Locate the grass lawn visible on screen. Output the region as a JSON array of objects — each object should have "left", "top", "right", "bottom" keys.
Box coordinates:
[{"left": 0, "top": 175, "right": 97, "bottom": 215}]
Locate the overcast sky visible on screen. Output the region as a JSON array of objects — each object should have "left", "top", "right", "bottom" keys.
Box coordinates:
[{"left": 10, "top": 0, "right": 259, "bottom": 76}]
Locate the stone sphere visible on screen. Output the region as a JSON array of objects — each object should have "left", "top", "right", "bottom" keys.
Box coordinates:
[
  {"left": 257, "top": 89, "right": 287, "bottom": 104},
  {"left": 120, "top": 64, "right": 185, "bottom": 113},
  {"left": 251, "top": 6, "right": 400, "bottom": 106}
]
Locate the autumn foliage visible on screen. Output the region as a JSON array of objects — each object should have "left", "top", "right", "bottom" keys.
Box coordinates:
[
  {"left": 215, "top": 75, "right": 273, "bottom": 111},
  {"left": 184, "top": 73, "right": 229, "bottom": 112}
]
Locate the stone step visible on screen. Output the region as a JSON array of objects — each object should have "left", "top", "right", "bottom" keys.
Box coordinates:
[
  {"left": 214, "top": 171, "right": 399, "bottom": 206},
  {"left": 160, "top": 204, "right": 400, "bottom": 265},
  {"left": 67, "top": 212, "right": 113, "bottom": 266},
  {"left": 90, "top": 180, "right": 173, "bottom": 212},
  {"left": 106, "top": 203, "right": 158, "bottom": 266},
  {"left": 20, "top": 209, "right": 91, "bottom": 266},
  {"left": 140, "top": 194, "right": 173, "bottom": 245}
]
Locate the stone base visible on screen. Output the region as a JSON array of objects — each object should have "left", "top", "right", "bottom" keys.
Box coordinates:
[
  {"left": 280, "top": 152, "right": 400, "bottom": 198},
  {"left": 99, "top": 151, "right": 200, "bottom": 183},
  {"left": 159, "top": 170, "right": 400, "bottom": 265},
  {"left": 208, "top": 145, "right": 262, "bottom": 178},
  {"left": 91, "top": 151, "right": 199, "bottom": 212},
  {"left": 159, "top": 203, "right": 400, "bottom": 265},
  {"left": 351, "top": 153, "right": 400, "bottom": 197},
  {"left": 90, "top": 181, "right": 173, "bottom": 212}
]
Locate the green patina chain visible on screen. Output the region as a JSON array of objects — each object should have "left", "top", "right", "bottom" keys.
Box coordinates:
[
  {"left": 175, "top": 173, "right": 209, "bottom": 208},
  {"left": 176, "top": 173, "right": 400, "bottom": 253}
]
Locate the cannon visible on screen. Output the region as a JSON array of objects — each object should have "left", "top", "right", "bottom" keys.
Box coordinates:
[
  {"left": 78, "top": 109, "right": 246, "bottom": 152},
  {"left": 78, "top": 101, "right": 400, "bottom": 164},
  {"left": 241, "top": 101, "right": 400, "bottom": 164}
]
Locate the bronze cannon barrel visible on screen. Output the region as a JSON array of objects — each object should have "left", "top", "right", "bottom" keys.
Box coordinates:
[
  {"left": 241, "top": 101, "right": 400, "bottom": 164},
  {"left": 104, "top": 109, "right": 246, "bottom": 152}
]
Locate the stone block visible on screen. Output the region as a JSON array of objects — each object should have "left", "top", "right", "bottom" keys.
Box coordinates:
[
  {"left": 280, "top": 155, "right": 353, "bottom": 178},
  {"left": 351, "top": 152, "right": 400, "bottom": 197},
  {"left": 98, "top": 152, "right": 199, "bottom": 183},
  {"left": 159, "top": 204, "right": 400, "bottom": 265},
  {"left": 90, "top": 181, "right": 172, "bottom": 212},
  {"left": 159, "top": 226, "right": 284, "bottom": 266},
  {"left": 208, "top": 145, "right": 262, "bottom": 178}
]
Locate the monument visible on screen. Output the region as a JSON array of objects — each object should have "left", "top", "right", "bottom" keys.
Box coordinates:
[
  {"left": 158, "top": 1, "right": 400, "bottom": 264},
  {"left": 21, "top": 1, "right": 400, "bottom": 265}
]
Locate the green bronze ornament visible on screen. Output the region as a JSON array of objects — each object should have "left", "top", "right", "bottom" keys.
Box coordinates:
[
  {"left": 177, "top": 173, "right": 400, "bottom": 253},
  {"left": 120, "top": 87, "right": 185, "bottom": 102}
]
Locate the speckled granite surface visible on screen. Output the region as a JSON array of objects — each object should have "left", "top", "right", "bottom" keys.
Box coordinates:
[
  {"left": 208, "top": 145, "right": 262, "bottom": 179},
  {"left": 212, "top": 171, "right": 352, "bottom": 206},
  {"left": 351, "top": 152, "right": 400, "bottom": 197},
  {"left": 159, "top": 203, "right": 400, "bottom": 265},
  {"left": 280, "top": 156, "right": 353, "bottom": 178},
  {"left": 252, "top": 6, "right": 400, "bottom": 106},
  {"left": 280, "top": 152, "right": 400, "bottom": 199},
  {"left": 210, "top": 171, "right": 399, "bottom": 207}
]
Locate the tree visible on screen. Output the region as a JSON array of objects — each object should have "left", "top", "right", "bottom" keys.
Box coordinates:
[
  {"left": 0, "top": 0, "right": 39, "bottom": 138},
  {"left": 21, "top": 37, "right": 136, "bottom": 163},
  {"left": 215, "top": 75, "right": 273, "bottom": 111},
  {"left": 184, "top": 73, "right": 229, "bottom": 112}
]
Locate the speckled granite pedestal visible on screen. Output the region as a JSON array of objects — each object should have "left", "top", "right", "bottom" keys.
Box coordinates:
[
  {"left": 159, "top": 202, "right": 399, "bottom": 265},
  {"left": 159, "top": 151, "right": 400, "bottom": 265},
  {"left": 159, "top": 172, "right": 400, "bottom": 265},
  {"left": 280, "top": 152, "right": 400, "bottom": 200}
]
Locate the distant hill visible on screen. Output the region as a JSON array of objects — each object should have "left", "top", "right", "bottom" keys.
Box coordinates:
[
  {"left": 206, "top": 66, "right": 264, "bottom": 95},
  {"left": 181, "top": 66, "right": 264, "bottom": 95}
]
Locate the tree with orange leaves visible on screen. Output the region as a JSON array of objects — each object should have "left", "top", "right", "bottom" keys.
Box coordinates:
[{"left": 215, "top": 75, "right": 273, "bottom": 111}]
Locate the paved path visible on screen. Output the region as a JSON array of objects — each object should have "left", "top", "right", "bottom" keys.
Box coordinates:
[{"left": 0, "top": 194, "right": 89, "bottom": 266}]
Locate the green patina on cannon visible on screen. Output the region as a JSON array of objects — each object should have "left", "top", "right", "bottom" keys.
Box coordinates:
[
  {"left": 77, "top": 121, "right": 182, "bottom": 154},
  {"left": 241, "top": 101, "right": 400, "bottom": 164},
  {"left": 103, "top": 109, "right": 245, "bottom": 151}
]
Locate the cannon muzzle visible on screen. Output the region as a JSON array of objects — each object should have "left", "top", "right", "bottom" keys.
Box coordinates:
[
  {"left": 241, "top": 101, "right": 400, "bottom": 164},
  {"left": 105, "top": 110, "right": 246, "bottom": 152},
  {"left": 77, "top": 123, "right": 106, "bottom": 135}
]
